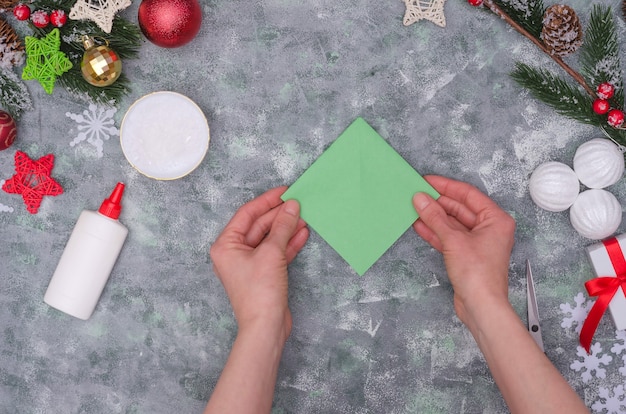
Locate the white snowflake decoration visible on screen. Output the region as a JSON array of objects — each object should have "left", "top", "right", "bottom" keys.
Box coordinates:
[
  {"left": 66, "top": 104, "right": 119, "bottom": 158},
  {"left": 571, "top": 343, "right": 613, "bottom": 383},
  {"left": 591, "top": 385, "right": 626, "bottom": 414},
  {"left": 402, "top": 0, "right": 447, "bottom": 28},
  {"left": 611, "top": 330, "right": 626, "bottom": 356},
  {"left": 620, "top": 355, "right": 626, "bottom": 377},
  {"left": 69, "top": 0, "right": 131, "bottom": 33},
  {"left": 561, "top": 292, "right": 594, "bottom": 333}
]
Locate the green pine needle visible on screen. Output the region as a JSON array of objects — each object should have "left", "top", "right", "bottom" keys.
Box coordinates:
[
  {"left": 579, "top": 5, "right": 623, "bottom": 106},
  {"left": 511, "top": 62, "right": 596, "bottom": 123},
  {"left": 27, "top": 3, "right": 142, "bottom": 105},
  {"left": 511, "top": 62, "right": 626, "bottom": 147},
  {"left": 58, "top": 68, "right": 133, "bottom": 106},
  {"left": 492, "top": 0, "right": 545, "bottom": 40},
  {"left": 0, "top": 68, "right": 33, "bottom": 120}
]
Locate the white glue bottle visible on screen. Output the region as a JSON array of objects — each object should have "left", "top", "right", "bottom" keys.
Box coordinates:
[{"left": 44, "top": 183, "right": 129, "bottom": 320}]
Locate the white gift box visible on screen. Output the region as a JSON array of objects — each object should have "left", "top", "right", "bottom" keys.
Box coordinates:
[{"left": 586, "top": 234, "right": 626, "bottom": 331}]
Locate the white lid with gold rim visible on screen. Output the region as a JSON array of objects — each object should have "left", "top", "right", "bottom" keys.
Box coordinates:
[{"left": 120, "top": 91, "right": 210, "bottom": 180}]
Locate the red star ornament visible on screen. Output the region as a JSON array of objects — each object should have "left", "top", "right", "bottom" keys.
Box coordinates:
[{"left": 2, "top": 151, "right": 63, "bottom": 213}]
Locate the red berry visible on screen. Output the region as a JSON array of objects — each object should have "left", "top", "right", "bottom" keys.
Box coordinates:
[
  {"left": 50, "top": 10, "right": 67, "bottom": 27},
  {"left": 597, "top": 82, "right": 615, "bottom": 100},
  {"left": 31, "top": 10, "right": 49, "bottom": 28},
  {"left": 608, "top": 109, "right": 625, "bottom": 128},
  {"left": 468, "top": 0, "right": 483, "bottom": 5},
  {"left": 593, "top": 99, "right": 610, "bottom": 115},
  {"left": 12, "top": 3, "right": 31, "bottom": 20}
]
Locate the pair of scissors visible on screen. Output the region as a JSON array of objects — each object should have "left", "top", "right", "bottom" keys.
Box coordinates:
[{"left": 526, "top": 259, "right": 545, "bottom": 352}]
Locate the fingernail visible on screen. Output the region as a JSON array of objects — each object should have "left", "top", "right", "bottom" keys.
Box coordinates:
[
  {"left": 413, "top": 193, "right": 431, "bottom": 211},
  {"left": 284, "top": 199, "right": 299, "bottom": 216}
]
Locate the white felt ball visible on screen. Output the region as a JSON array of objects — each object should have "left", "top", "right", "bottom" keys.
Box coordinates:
[
  {"left": 529, "top": 161, "right": 580, "bottom": 212},
  {"left": 573, "top": 138, "right": 625, "bottom": 188},
  {"left": 570, "top": 189, "right": 622, "bottom": 240}
]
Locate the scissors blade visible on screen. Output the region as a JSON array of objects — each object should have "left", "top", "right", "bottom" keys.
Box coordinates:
[{"left": 526, "top": 259, "right": 545, "bottom": 352}]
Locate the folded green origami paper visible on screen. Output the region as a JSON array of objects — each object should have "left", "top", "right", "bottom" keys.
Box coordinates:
[{"left": 281, "top": 117, "right": 439, "bottom": 275}]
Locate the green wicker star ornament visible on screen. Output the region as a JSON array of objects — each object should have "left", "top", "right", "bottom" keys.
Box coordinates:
[{"left": 21, "top": 28, "right": 72, "bottom": 94}]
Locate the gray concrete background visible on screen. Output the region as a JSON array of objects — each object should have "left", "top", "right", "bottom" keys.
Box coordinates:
[{"left": 1, "top": 0, "right": 625, "bottom": 412}]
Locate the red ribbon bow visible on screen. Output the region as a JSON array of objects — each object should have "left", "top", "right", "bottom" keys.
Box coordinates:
[{"left": 580, "top": 238, "right": 626, "bottom": 353}]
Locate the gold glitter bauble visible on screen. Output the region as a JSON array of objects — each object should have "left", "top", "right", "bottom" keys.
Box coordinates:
[{"left": 80, "top": 36, "right": 122, "bottom": 87}]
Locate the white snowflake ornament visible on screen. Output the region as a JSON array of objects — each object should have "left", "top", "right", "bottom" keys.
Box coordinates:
[
  {"left": 560, "top": 292, "right": 594, "bottom": 333},
  {"left": 591, "top": 385, "right": 626, "bottom": 414},
  {"left": 611, "top": 330, "right": 626, "bottom": 356},
  {"left": 570, "top": 343, "right": 613, "bottom": 383},
  {"left": 69, "top": 0, "right": 131, "bottom": 33},
  {"left": 66, "top": 104, "right": 119, "bottom": 158},
  {"left": 402, "top": 0, "right": 447, "bottom": 28}
]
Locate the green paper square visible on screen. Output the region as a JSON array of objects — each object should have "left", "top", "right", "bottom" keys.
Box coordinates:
[{"left": 282, "top": 117, "right": 439, "bottom": 275}]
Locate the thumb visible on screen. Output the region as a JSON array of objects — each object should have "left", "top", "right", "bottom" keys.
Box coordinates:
[
  {"left": 413, "top": 193, "right": 454, "bottom": 241},
  {"left": 265, "top": 199, "right": 301, "bottom": 251}
]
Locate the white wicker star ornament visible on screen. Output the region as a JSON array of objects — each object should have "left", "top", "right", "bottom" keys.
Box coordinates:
[
  {"left": 69, "top": 0, "right": 131, "bottom": 33},
  {"left": 402, "top": 0, "right": 447, "bottom": 28}
]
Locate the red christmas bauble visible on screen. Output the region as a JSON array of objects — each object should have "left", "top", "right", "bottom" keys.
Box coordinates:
[
  {"left": 608, "top": 109, "right": 625, "bottom": 128},
  {"left": 468, "top": 0, "right": 483, "bottom": 5},
  {"left": 31, "top": 10, "right": 49, "bottom": 28},
  {"left": 0, "top": 111, "right": 17, "bottom": 151},
  {"left": 13, "top": 3, "right": 31, "bottom": 20},
  {"left": 593, "top": 98, "right": 610, "bottom": 115},
  {"left": 50, "top": 10, "right": 67, "bottom": 27},
  {"left": 597, "top": 82, "right": 615, "bottom": 100},
  {"left": 138, "top": 0, "right": 202, "bottom": 48}
]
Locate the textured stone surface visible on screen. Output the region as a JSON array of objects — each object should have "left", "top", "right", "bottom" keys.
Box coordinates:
[{"left": 1, "top": 0, "right": 624, "bottom": 412}]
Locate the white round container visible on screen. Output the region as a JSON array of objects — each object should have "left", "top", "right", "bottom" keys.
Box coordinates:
[{"left": 120, "top": 91, "right": 210, "bottom": 180}]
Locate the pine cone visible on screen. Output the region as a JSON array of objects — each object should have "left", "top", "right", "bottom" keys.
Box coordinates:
[
  {"left": 0, "top": 0, "right": 19, "bottom": 9},
  {"left": 541, "top": 4, "right": 583, "bottom": 57},
  {"left": 0, "top": 16, "right": 24, "bottom": 67}
]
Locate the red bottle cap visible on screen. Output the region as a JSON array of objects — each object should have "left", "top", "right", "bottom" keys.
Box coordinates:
[{"left": 99, "top": 182, "right": 125, "bottom": 219}]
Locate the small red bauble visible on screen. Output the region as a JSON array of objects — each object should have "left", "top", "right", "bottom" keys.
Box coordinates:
[
  {"left": 50, "top": 10, "right": 67, "bottom": 27},
  {"left": 593, "top": 99, "right": 610, "bottom": 115},
  {"left": 31, "top": 10, "right": 49, "bottom": 28},
  {"left": 608, "top": 109, "right": 625, "bottom": 128},
  {"left": 597, "top": 82, "right": 615, "bottom": 100},
  {"left": 0, "top": 110, "right": 17, "bottom": 151},
  {"left": 13, "top": 3, "right": 31, "bottom": 20},
  {"left": 468, "top": 0, "right": 483, "bottom": 5},
  {"left": 138, "top": 0, "right": 202, "bottom": 48}
]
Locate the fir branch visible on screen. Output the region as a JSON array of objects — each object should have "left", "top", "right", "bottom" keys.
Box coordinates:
[
  {"left": 579, "top": 5, "right": 623, "bottom": 105},
  {"left": 0, "top": 67, "right": 33, "bottom": 120},
  {"left": 59, "top": 68, "right": 132, "bottom": 105},
  {"left": 511, "top": 62, "right": 595, "bottom": 123},
  {"left": 491, "top": 0, "right": 545, "bottom": 40},
  {"left": 32, "top": 0, "right": 79, "bottom": 11},
  {"left": 482, "top": 0, "right": 594, "bottom": 97},
  {"left": 511, "top": 62, "right": 626, "bottom": 146},
  {"left": 28, "top": 15, "right": 142, "bottom": 105},
  {"left": 31, "top": 16, "right": 141, "bottom": 59}
]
